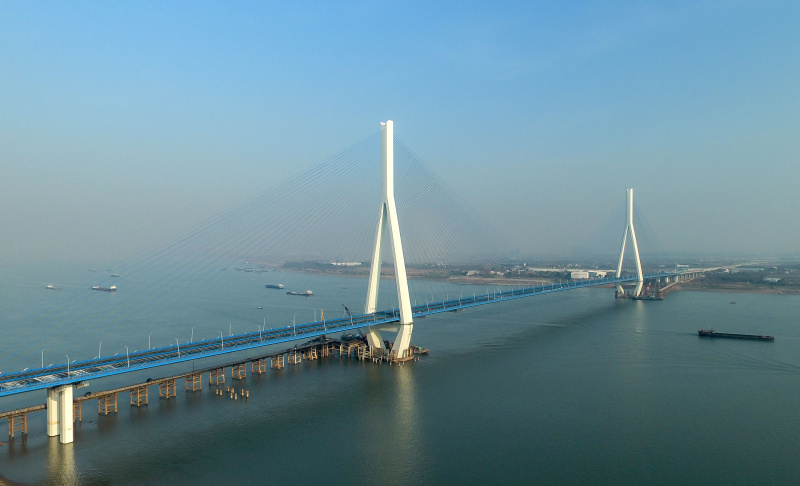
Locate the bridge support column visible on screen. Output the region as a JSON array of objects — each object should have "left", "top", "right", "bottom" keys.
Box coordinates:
[
  {"left": 186, "top": 373, "right": 202, "bottom": 391},
  {"left": 98, "top": 393, "right": 118, "bottom": 415},
  {"left": 58, "top": 385, "right": 74, "bottom": 444},
  {"left": 8, "top": 413, "right": 28, "bottom": 438},
  {"left": 615, "top": 188, "right": 644, "bottom": 297},
  {"left": 252, "top": 358, "right": 267, "bottom": 374},
  {"left": 209, "top": 367, "right": 225, "bottom": 385},
  {"left": 365, "top": 120, "right": 414, "bottom": 360},
  {"left": 46, "top": 385, "right": 75, "bottom": 443},
  {"left": 47, "top": 388, "right": 59, "bottom": 437},
  {"left": 231, "top": 363, "right": 246, "bottom": 380},
  {"left": 159, "top": 380, "right": 176, "bottom": 399},
  {"left": 130, "top": 386, "right": 149, "bottom": 406}
]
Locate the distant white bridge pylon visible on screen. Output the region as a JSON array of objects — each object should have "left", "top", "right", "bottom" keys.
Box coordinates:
[{"left": 616, "top": 188, "right": 644, "bottom": 297}]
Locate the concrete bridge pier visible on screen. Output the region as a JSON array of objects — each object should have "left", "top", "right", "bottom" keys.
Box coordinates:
[
  {"left": 46, "top": 384, "right": 74, "bottom": 444},
  {"left": 46, "top": 388, "right": 59, "bottom": 437},
  {"left": 59, "top": 385, "right": 74, "bottom": 444}
]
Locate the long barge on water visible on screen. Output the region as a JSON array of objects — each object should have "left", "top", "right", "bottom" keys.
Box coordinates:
[
  {"left": 698, "top": 329, "right": 774, "bottom": 341},
  {"left": 92, "top": 285, "right": 117, "bottom": 292}
]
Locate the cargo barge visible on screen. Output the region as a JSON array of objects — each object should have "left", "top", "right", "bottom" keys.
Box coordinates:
[
  {"left": 698, "top": 329, "right": 774, "bottom": 341},
  {"left": 92, "top": 285, "right": 117, "bottom": 292},
  {"left": 631, "top": 294, "right": 663, "bottom": 301}
]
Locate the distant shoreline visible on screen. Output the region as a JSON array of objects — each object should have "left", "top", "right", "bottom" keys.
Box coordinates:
[
  {"left": 286, "top": 267, "right": 800, "bottom": 294},
  {"left": 673, "top": 282, "right": 800, "bottom": 295}
]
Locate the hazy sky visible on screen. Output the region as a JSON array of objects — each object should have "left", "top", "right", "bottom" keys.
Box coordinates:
[{"left": 1, "top": 1, "right": 798, "bottom": 263}]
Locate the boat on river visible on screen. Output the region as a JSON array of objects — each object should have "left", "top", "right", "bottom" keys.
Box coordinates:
[
  {"left": 287, "top": 290, "right": 313, "bottom": 296},
  {"left": 631, "top": 294, "right": 663, "bottom": 301},
  {"left": 265, "top": 284, "right": 285, "bottom": 289},
  {"left": 92, "top": 285, "right": 117, "bottom": 292},
  {"left": 410, "top": 345, "right": 429, "bottom": 355},
  {"left": 698, "top": 329, "right": 773, "bottom": 341}
]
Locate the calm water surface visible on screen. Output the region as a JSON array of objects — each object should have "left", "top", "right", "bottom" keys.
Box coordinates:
[{"left": 1, "top": 263, "right": 800, "bottom": 485}]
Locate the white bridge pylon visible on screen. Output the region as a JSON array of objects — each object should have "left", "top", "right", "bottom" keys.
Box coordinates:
[
  {"left": 616, "top": 188, "right": 644, "bottom": 297},
  {"left": 364, "top": 120, "right": 414, "bottom": 359}
]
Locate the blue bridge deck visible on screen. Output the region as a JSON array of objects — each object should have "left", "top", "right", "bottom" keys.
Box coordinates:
[{"left": 0, "top": 272, "right": 677, "bottom": 397}]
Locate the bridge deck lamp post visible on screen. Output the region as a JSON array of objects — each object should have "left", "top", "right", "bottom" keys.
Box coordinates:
[
  {"left": 175, "top": 339, "right": 180, "bottom": 358},
  {"left": 124, "top": 346, "right": 129, "bottom": 367},
  {"left": 219, "top": 331, "right": 224, "bottom": 350},
  {"left": 65, "top": 355, "right": 69, "bottom": 377}
]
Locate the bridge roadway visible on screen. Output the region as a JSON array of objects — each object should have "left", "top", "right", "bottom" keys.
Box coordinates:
[{"left": 0, "top": 272, "right": 678, "bottom": 398}]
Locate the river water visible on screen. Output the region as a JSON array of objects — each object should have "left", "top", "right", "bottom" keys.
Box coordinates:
[{"left": 1, "top": 263, "right": 800, "bottom": 485}]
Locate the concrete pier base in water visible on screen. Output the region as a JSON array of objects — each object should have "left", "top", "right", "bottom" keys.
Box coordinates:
[
  {"left": 58, "top": 385, "right": 74, "bottom": 444},
  {"left": 46, "top": 385, "right": 75, "bottom": 443},
  {"left": 46, "top": 388, "right": 59, "bottom": 437}
]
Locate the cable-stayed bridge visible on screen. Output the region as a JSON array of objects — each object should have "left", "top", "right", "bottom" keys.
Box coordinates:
[{"left": 0, "top": 121, "right": 700, "bottom": 443}]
